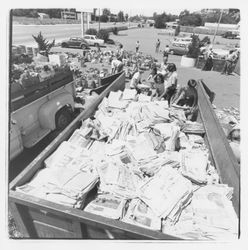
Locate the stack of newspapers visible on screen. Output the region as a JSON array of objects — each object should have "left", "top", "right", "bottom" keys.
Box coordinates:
[{"left": 16, "top": 90, "right": 238, "bottom": 240}]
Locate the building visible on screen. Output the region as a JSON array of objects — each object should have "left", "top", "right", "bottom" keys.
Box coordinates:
[
  {"left": 37, "top": 13, "right": 49, "bottom": 20},
  {"left": 204, "top": 22, "right": 239, "bottom": 31},
  {"left": 146, "top": 19, "right": 155, "bottom": 25},
  {"left": 76, "top": 12, "right": 92, "bottom": 22},
  {"left": 165, "top": 21, "right": 179, "bottom": 29}
]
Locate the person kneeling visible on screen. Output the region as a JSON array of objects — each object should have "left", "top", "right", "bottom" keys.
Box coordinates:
[{"left": 171, "top": 79, "right": 198, "bottom": 121}]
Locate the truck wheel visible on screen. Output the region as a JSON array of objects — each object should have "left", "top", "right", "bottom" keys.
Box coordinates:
[
  {"left": 81, "top": 44, "right": 86, "bottom": 49},
  {"left": 94, "top": 43, "right": 99, "bottom": 47},
  {"left": 61, "top": 43, "right": 68, "bottom": 48},
  {"left": 55, "top": 108, "right": 72, "bottom": 131}
]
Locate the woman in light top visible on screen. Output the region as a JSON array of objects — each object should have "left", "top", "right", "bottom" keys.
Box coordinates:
[{"left": 159, "top": 63, "right": 178, "bottom": 103}]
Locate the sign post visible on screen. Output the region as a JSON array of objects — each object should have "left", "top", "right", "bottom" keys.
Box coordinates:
[
  {"left": 80, "top": 12, "right": 84, "bottom": 37},
  {"left": 77, "top": 9, "right": 93, "bottom": 38}
]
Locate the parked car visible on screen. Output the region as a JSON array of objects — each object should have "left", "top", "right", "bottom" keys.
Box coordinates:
[
  {"left": 61, "top": 37, "right": 90, "bottom": 49},
  {"left": 83, "top": 35, "right": 104, "bottom": 46},
  {"left": 221, "top": 31, "right": 238, "bottom": 39},
  {"left": 173, "top": 37, "right": 192, "bottom": 43},
  {"left": 105, "top": 39, "right": 115, "bottom": 45},
  {"left": 169, "top": 41, "right": 190, "bottom": 56}
]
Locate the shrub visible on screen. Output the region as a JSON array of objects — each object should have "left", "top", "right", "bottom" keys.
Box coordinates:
[
  {"left": 97, "top": 29, "right": 109, "bottom": 42},
  {"left": 113, "top": 27, "right": 118, "bottom": 35},
  {"left": 86, "top": 28, "right": 97, "bottom": 35},
  {"left": 100, "top": 15, "right": 108, "bottom": 22},
  {"left": 187, "top": 34, "right": 201, "bottom": 58},
  {"left": 154, "top": 15, "right": 166, "bottom": 29},
  {"left": 32, "top": 32, "right": 55, "bottom": 56},
  {"left": 174, "top": 25, "right": 180, "bottom": 36},
  {"left": 200, "top": 36, "right": 211, "bottom": 46}
]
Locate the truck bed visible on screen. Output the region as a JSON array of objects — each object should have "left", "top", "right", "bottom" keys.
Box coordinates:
[{"left": 9, "top": 76, "right": 239, "bottom": 239}]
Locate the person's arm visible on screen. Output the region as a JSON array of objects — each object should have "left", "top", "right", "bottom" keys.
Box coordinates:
[{"left": 171, "top": 88, "right": 184, "bottom": 105}]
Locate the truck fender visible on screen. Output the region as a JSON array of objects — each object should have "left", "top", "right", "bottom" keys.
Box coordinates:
[
  {"left": 10, "top": 121, "right": 24, "bottom": 161},
  {"left": 38, "top": 92, "right": 74, "bottom": 131}
]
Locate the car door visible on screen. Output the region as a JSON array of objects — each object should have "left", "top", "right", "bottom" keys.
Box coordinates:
[
  {"left": 84, "top": 35, "right": 92, "bottom": 45},
  {"left": 69, "top": 38, "right": 78, "bottom": 47},
  {"left": 74, "top": 38, "right": 81, "bottom": 47},
  {"left": 90, "top": 36, "right": 96, "bottom": 45}
]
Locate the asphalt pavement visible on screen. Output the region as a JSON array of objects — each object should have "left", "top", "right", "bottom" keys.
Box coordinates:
[{"left": 12, "top": 22, "right": 137, "bottom": 46}]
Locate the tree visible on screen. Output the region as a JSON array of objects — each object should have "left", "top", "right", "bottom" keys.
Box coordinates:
[
  {"left": 97, "top": 29, "right": 109, "bottom": 42},
  {"left": 179, "top": 13, "right": 203, "bottom": 26},
  {"left": 102, "top": 8, "right": 111, "bottom": 16},
  {"left": 187, "top": 34, "right": 201, "bottom": 58},
  {"left": 174, "top": 25, "right": 180, "bottom": 36},
  {"left": 153, "top": 12, "right": 157, "bottom": 19},
  {"left": 154, "top": 15, "right": 166, "bottom": 29},
  {"left": 100, "top": 15, "right": 108, "bottom": 22},
  {"left": 32, "top": 32, "right": 55, "bottom": 56},
  {"left": 125, "top": 14, "right": 129, "bottom": 21},
  {"left": 179, "top": 9, "right": 190, "bottom": 18},
  {"left": 86, "top": 28, "right": 98, "bottom": 35},
  {"left": 129, "top": 15, "right": 141, "bottom": 22},
  {"left": 117, "top": 11, "right": 124, "bottom": 22}
]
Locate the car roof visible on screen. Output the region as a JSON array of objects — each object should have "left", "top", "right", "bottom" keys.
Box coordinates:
[
  {"left": 172, "top": 41, "right": 191, "bottom": 45},
  {"left": 70, "top": 37, "right": 83, "bottom": 39}
]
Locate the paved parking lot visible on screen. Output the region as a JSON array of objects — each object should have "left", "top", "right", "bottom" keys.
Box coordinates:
[
  {"left": 108, "top": 28, "right": 240, "bottom": 109},
  {"left": 51, "top": 27, "right": 240, "bottom": 110}
]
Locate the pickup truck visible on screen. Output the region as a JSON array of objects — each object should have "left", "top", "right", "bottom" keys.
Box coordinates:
[
  {"left": 9, "top": 75, "right": 239, "bottom": 239},
  {"left": 10, "top": 70, "right": 76, "bottom": 161}
]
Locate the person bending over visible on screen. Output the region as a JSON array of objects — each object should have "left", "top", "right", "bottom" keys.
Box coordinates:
[
  {"left": 159, "top": 63, "right": 178, "bottom": 104},
  {"left": 171, "top": 79, "right": 198, "bottom": 121}
]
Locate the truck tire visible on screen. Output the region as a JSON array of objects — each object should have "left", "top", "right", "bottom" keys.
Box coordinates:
[
  {"left": 55, "top": 107, "right": 72, "bottom": 131},
  {"left": 81, "top": 44, "right": 86, "bottom": 49},
  {"left": 61, "top": 43, "right": 68, "bottom": 48},
  {"left": 94, "top": 43, "right": 99, "bottom": 47}
]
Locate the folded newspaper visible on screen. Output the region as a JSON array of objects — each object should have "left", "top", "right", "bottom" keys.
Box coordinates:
[
  {"left": 84, "top": 193, "right": 128, "bottom": 220},
  {"left": 180, "top": 149, "right": 209, "bottom": 184},
  {"left": 139, "top": 167, "right": 193, "bottom": 218},
  {"left": 122, "top": 198, "right": 161, "bottom": 231}
]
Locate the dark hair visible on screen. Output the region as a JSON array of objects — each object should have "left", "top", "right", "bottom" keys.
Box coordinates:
[
  {"left": 151, "top": 67, "right": 157, "bottom": 75},
  {"left": 43, "top": 65, "right": 50, "bottom": 71},
  {"left": 167, "top": 63, "right": 177, "bottom": 72},
  {"left": 154, "top": 73, "right": 164, "bottom": 83},
  {"left": 119, "top": 44, "right": 123, "bottom": 49},
  {"left": 187, "top": 79, "right": 197, "bottom": 88}
]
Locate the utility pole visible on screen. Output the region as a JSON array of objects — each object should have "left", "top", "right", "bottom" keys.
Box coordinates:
[
  {"left": 81, "top": 12, "right": 84, "bottom": 37},
  {"left": 98, "top": 8, "right": 100, "bottom": 32},
  {"left": 212, "top": 9, "right": 224, "bottom": 45}
]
